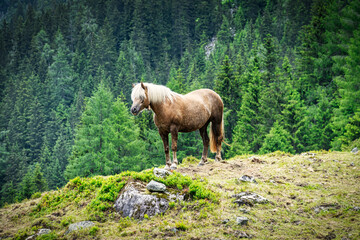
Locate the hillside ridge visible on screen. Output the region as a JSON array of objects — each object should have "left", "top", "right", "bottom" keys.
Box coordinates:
[{"left": 1, "top": 151, "right": 359, "bottom": 239}]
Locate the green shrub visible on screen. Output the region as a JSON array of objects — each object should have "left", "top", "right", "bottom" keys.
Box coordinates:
[
  {"left": 89, "top": 226, "right": 99, "bottom": 236},
  {"left": 31, "top": 192, "right": 42, "bottom": 199}
]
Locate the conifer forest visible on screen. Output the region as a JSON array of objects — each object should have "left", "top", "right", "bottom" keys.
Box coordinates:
[{"left": 0, "top": 0, "right": 359, "bottom": 206}]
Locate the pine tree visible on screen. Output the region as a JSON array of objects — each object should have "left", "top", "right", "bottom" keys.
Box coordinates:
[
  {"left": 260, "top": 121, "right": 295, "bottom": 154},
  {"left": 281, "top": 82, "right": 307, "bottom": 152},
  {"left": 229, "top": 57, "right": 263, "bottom": 156},
  {"left": 214, "top": 55, "right": 241, "bottom": 141},
  {"left": 48, "top": 30, "right": 75, "bottom": 108},
  {"left": 18, "top": 163, "right": 47, "bottom": 200},
  {"left": 65, "top": 83, "right": 145, "bottom": 179},
  {"left": 167, "top": 68, "right": 187, "bottom": 94}
]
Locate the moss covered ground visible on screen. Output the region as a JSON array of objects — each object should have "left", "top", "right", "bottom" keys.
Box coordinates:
[{"left": 0, "top": 151, "right": 359, "bottom": 239}]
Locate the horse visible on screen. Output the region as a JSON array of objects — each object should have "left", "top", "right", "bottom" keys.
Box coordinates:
[{"left": 130, "top": 82, "right": 224, "bottom": 170}]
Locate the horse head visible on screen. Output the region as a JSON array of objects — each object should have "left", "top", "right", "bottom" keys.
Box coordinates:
[{"left": 130, "top": 82, "right": 150, "bottom": 115}]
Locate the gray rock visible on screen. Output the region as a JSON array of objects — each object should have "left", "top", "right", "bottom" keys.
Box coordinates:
[
  {"left": 114, "top": 182, "right": 169, "bottom": 220},
  {"left": 352, "top": 206, "right": 360, "bottom": 211},
  {"left": 232, "top": 192, "right": 269, "bottom": 206},
  {"left": 239, "top": 175, "right": 257, "bottom": 184},
  {"left": 239, "top": 208, "right": 250, "bottom": 213},
  {"left": 38, "top": 229, "right": 51, "bottom": 235},
  {"left": 25, "top": 229, "right": 52, "bottom": 239},
  {"left": 170, "top": 227, "right": 178, "bottom": 234},
  {"left": 351, "top": 147, "right": 358, "bottom": 154},
  {"left": 65, "top": 221, "right": 94, "bottom": 235},
  {"left": 154, "top": 168, "right": 172, "bottom": 178},
  {"left": 236, "top": 216, "right": 249, "bottom": 225},
  {"left": 146, "top": 180, "right": 167, "bottom": 192}
]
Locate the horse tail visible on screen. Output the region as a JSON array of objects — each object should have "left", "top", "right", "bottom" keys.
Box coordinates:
[{"left": 209, "top": 113, "right": 224, "bottom": 153}]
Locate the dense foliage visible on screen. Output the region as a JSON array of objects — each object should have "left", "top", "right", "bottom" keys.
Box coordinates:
[{"left": 0, "top": 0, "right": 359, "bottom": 206}]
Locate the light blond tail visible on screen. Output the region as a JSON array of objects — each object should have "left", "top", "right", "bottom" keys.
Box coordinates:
[{"left": 209, "top": 114, "right": 224, "bottom": 153}]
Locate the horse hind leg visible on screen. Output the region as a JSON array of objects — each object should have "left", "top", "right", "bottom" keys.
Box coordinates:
[
  {"left": 210, "top": 118, "right": 224, "bottom": 162},
  {"left": 198, "top": 123, "right": 210, "bottom": 166}
]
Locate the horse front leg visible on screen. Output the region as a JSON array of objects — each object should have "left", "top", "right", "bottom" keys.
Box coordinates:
[
  {"left": 170, "top": 125, "right": 179, "bottom": 170},
  {"left": 199, "top": 124, "right": 210, "bottom": 166},
  {"left": 160, "top": 132, "right": 171, "bottom": 170}
]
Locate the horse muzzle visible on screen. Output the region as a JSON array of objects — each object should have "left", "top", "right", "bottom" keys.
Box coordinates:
[{"left": 131, "top": 106, "right": 139, "bottom": 115}]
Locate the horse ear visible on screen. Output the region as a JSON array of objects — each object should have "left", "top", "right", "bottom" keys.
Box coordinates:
[
  {"left": 141, "top": 82, "right": 147, "bottom": 90},
  {"left": 132, "top": 83, "right": 135, "bottom": 88}
]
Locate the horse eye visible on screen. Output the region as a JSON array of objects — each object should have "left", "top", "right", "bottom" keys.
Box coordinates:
[{"left": 141, "top": 99, "right": 144, "bottom": 103}]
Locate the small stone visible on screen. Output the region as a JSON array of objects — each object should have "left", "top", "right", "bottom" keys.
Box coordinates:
[
  {"left": 146, "top": 180, "right": 167, "bottom": 192},
  {"left": 350, "top": 162, "right": 355, "bottom": 167},
  {"left": 239, "top": 175, "right": 257, "bottom": 184},
  {"left": 154, "top": 168, "right": 172, "bottom": 178},
  {"left": 170, "top": 227, "right": 178, "bottom": 234},
  {"left": 236, "top": 216, "right": 249, "bottom": 225},
  {"left": 37, "top": 229, "right": 51, "bottom": 235},
  {"left": 239, "top": 208, "right": 249, "bottom": 213},
  {"left": 351, "top": 147, "right": 358, "bottom": 154},
  {"left": 65, "top": 221, "right": 94, "bottom": 235},
  {"left": 222, "top": 219, "right": 229, "bottom": 224},
  {"left": 352, "top": 206, "right": 360, "bottom": 211},
  {"left": 232, "top": 192, "right": 269, "bottom": 206}
]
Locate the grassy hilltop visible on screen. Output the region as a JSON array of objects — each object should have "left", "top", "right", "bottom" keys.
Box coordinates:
[{"left": 1, "top": 151, "right": 359, "bottom": 240}]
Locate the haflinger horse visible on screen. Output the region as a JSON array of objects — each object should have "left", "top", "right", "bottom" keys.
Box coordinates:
[{"left": 130, "top": 82, "right": 224, "bottom": 170}]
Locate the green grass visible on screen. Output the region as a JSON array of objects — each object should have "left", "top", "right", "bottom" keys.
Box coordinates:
[{"left": 0, "top": 151, "right": 359, "bottom": 239}]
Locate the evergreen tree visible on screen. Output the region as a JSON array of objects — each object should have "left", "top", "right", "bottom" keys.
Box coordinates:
[
  {"left": 65, "top": 83, "right": 144, "bottom": 179},
  {"left": 18, "top": 163, "right": 47, "bottom": 200},
  {"left": 259, "top": 121, "right": 294, "bottom": 154},
  {"left": 48, "top": 30, "right": 75, "bottom": 108},
  {"left": 281, "top": 82, "right": 307, "bottom": 152},
  {"left": 214, "top": 55, "right": 241, "bottom": 141},
  {"left": 229, "top": 57, "right": 263, "bottom": 156}
]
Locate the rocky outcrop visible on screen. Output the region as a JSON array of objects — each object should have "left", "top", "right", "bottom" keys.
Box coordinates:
[{"left": 114, "top": 181, "right": 183, "bottom": 220}]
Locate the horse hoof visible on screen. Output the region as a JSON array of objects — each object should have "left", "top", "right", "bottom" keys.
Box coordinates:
[
  {"left": 164, "top": 165, "right": 171, "bottom": 171},
  {"left": 198, "top": 162, "right": 205, "bottom": 166},
  {"left": 170, "top": 164, "right": 177, "bottom": 170}
]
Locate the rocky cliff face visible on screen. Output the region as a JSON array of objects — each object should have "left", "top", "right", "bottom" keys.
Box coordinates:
[{"left": 0, "top": 151, "right": 359, "bottom": 239}]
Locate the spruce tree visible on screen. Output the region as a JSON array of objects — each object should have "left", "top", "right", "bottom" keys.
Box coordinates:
[
  {"left": 65, "top": 83, "right": 145, "bottom": 179},
  {"left": 229, "top": 57, "right": 263, "bottom": 156},
  {"left": 260, "top": 121, "right": 294, "bottom": 154}
]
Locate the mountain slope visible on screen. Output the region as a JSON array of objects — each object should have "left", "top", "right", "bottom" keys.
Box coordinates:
[{"left": 1, "top": 151, "right": 359, "bottom": 239}]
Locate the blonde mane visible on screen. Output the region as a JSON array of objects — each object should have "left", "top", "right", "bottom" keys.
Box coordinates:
[{"left": 131, "top": 83, "right": 181, "bottom": 104}]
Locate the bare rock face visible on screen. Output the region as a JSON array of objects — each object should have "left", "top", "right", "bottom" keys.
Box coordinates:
[{"left": 113, "top": 181, "right": 170, "bottom": 220}]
